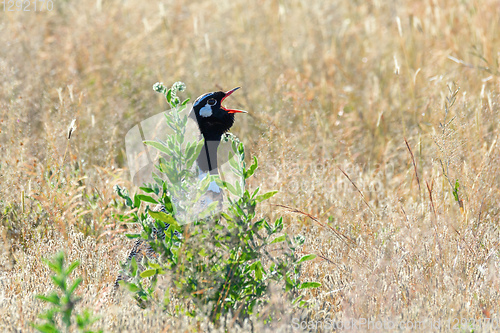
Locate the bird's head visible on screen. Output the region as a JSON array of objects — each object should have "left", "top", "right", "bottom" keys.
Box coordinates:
[{"left": 192, "top": 87, "right": 246, "bottom": 140}]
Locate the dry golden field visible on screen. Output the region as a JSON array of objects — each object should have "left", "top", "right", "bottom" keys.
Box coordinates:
[{"left": 1, "top": 0, "right": 500, "bottom": 331}]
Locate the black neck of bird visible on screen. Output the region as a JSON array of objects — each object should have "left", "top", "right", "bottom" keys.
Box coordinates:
[
  {"left": 196, "top": 133, "right": 221, "bottom": 174},
  {"left": 191, "top": 109, "right": 234, "bottom": 174}
]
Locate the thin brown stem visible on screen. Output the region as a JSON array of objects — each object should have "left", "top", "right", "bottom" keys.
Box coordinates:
[
  {"left": 404, "top": 137, "right": 420, "bottom": 191},
  {"left": 338, "top": 167, "right": 376, "bottom": 216}
]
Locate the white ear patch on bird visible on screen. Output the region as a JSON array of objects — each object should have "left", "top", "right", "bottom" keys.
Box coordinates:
[{"left": 199, "top": 104, "right": 213, "bottom": 117}]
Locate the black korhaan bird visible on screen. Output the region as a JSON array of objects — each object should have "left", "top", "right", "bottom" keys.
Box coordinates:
[
  {"left": 113, "top": 87, "right": 245, "bottom": 295},
  {"left": 190, "top": 87, "right": 246, "bottom": 177}
]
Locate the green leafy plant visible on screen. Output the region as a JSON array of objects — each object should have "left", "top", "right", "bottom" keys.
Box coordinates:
[
  {"left": 114, "top": 82, "right": 320, "bottom": 326},
  {"left": 32, "top": 251, "right": 101, "bottom": 333}
]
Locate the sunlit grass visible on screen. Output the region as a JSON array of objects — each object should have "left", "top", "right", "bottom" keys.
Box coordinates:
[{"left": 1, "top": 0, "right": 500, "bottom": 331}]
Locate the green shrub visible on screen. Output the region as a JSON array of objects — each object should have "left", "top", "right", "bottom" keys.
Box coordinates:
[
  {"left": 32, "top": 251, "right": 101, "bottom": 333},
  {"left": 114, "top": 82, "right": 320, "bottom": 326}
]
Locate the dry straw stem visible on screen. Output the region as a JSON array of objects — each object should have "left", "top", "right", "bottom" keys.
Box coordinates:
[
  {"left": 404, "top": 137, "right": 420, "bottom": 192},
  {"left": 275, "top": 204, "right": 369, "bottom": 270},
  {"left": 337, "top": 166, "right": 376, "bottom": 217}
]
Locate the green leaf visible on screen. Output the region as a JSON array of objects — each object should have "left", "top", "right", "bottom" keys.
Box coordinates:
[
  {"left": 51, "top": 276, "right": 65, "bottom": 290},
  {"left": 152, "top": 173, "right": 164, "bottom": 186},
  {"left": 162, "top": 195, "right": 174, "bottom": 213},
  {"left": 274, "top": 216, "right": 283, "bottom": 232},
  {"left": 298, "top": 282, "right": 322, "bottom": 289},
  {"left": 130, "top": 257, "right": 138, "bottom": 276},
  {"left": 228, "top": 155, "right": 240, "bottom": 172},
  {"left": 37, "top": 308, "right": 58, "bottom": 321},
  {"left": 238, "top": 142, "right": 244, "bottom": 156},
  {"left": 253, "top": 218, "right": 265, "bottom": 230},
  {"left": 244, "top": 156, "right": 258, "bottom": 179},
  {"left": 198, "top": 248, "right": 207, "bottom": 257},
  {"left": 292, "top": 295, "right": 303, "bottom": 305},
  {"left": 125, "top": 233, "right": 141, "bottom": 239},
  {"left": 42, "top": 259, "right": 61, "bottom": 275},
  {"left": 254, "top": 261, "right": 263, "bottom": 280},
  {"left": 68, "top": 277, "right": 82, "bottom": 294},
  {"left": 251, "top": 187, "right": 260, "bottom": 199},
  {"left": 144, "top": 140, "right": 170, "bottom": 155},
  {"left": 177, "top": 131, "right": 184, "bottom": 145},
  {"left": 66, "top": 260, "right": 80, "bottom": 276},
  {"left": 164, "top": 168, "right": 179, "bottom": 184},
  {"left": 31, "top": 323, "right": 59, "bottom": 333},
  {"left": 235, "top": 180, "right": 242, "bottom": 197},
  {"left": 255, "top": 190, "right": 278, "bottom": 203},
  {"left": 36, "top": 293, "right": 60, "bottom": 305},
  {"left": 115, "top": 185, "right": 134, "bottom": 208},
  {"left": 126, "top": 282, "right": 140, "bottom": 293},
  {"left": 294, "top": 234, "right": 305, "bottom": 246},
  {"left": 297, "top": 254, "right": 317, "bottom": 264},
  {"left": 139, "top": 186, "right": 155, "bottom": 194},
  {"left": 185, "top": 143, "right": 195, "bottom": 161},
  {"left": 76, "top": 309, "right": 100, "bottom": 329},
  {"left": 221, "top": 181, "right": 238, "bottom": 196},
  {"left": 166, "top": 89, "right": 172, "bottom": 103},
  {"left": 264, "top": 221, "right": 272, "bottom": 234},
  {"left": 453, "top": 179, "right": 460, "bottom": 202},
  {"left": 187, "top": 140, "right": 205, "bottom": 169},
  {"left": 133, "top": 194, "right": 141, "bottom": 208},
  {"left": 270, "top": 235, "right": 286, "bottom": 244},
  {"left": 172, "top": 96, "right": 180, "bottom": 107},
  {"left": 231, "top": 139, "right": 238, "bottom": 155},
  {"left": 285, "top": 274, "right": 293, "bottom": 292},
  {"left": 148, "top": 210, "right": 177, "bottom": 226},
  {"left": 135, "top": 194, "right": 158, "bottom": 205},
  {"left": 140, "top": 269, "right": 157, "bottom": 278}
]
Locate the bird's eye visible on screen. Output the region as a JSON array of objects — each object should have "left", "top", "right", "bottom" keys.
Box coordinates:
[{"left": 207, "top": 98, "right": 217, "bottom": 106}]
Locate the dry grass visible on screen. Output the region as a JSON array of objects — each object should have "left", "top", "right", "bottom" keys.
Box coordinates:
[{"left": 1, "top": 0, "right": 500, "bottom": 331}]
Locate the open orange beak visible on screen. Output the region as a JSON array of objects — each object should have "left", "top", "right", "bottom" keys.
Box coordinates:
[{"left": 221, "top": 87, "right": 247, "bottom": 114}]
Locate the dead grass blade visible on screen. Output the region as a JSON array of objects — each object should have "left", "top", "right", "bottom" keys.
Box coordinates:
[
  {"left": 404, "top": 137, "right": 421, "bottom": 191},
  {"left": 338, "top": 167, "right": 376, "bottom": 216}
]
